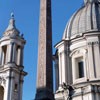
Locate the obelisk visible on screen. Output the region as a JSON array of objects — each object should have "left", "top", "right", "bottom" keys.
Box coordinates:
[{"left": 35, "top": 0, "right": 54, "bottom": 99}]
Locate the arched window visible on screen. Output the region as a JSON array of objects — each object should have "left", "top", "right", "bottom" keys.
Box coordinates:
[{"left": 0, "top": 86, "right": 4, "bottom": 100}]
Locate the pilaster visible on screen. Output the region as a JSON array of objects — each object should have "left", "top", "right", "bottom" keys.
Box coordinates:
[
  {"left": 87, "top": 36, "right": 100, "bottom": 79},
  {"left": 55, "top": 40, "right": 71, "bottom": 90},
  {"left": 7, "top": 43, "right": 14, "bottom": 63},
  {"left": 0, "top": 47, "right": 3, "bottom": 65}
]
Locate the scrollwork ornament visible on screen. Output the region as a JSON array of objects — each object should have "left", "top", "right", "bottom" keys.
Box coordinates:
[
  {"left": 88, "top": 42, "right": 92, "bottom": 45},
  {"left": 0, "top": 76, "right": 6, "bottom": 86},
  {"left": 3, "top": 78, "right": 6, "bottom": 86}
]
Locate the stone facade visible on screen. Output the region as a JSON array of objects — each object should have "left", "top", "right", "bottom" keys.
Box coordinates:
[
  {"left": 0, "top": 14, "right": 27, "bottom": 100},
  {"left": 54, "top": 0, "right": 100, "bottom": 100}
]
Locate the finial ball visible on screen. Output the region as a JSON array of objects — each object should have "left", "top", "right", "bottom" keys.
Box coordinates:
[{"left": 11, "top": 12, "right": 14, "bottom": 19}]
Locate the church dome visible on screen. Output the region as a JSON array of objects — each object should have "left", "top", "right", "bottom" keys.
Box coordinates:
[{"left": 63, "top": 0, "right": 100, "bottom": 40}]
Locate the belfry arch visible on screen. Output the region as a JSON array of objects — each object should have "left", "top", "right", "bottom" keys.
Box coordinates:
[{"left": 0, "top": 86, "right": 4, "bottom": 100}]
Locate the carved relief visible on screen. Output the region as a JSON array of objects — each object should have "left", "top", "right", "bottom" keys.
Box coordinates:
[
  {"left": 13, "top": 92, "right": 18, "bottom": 100},
  {"left": 70, "top": 48, "right": 87, "bottom": 57},
  {"left": 0, "top": 76, "right": 6, "bottom": 86},
  {"left": 87, "top": 41, "right": 99, "bottom": 45},
  {"left": 4, "top": 28, "right": 19, "bottom": 37}
]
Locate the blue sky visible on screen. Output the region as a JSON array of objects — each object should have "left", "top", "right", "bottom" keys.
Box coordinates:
[{"left": 0, "top": 0, "right": 83, "bottom": 100}]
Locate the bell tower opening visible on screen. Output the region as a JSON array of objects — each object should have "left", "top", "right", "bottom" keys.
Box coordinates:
[
  {"left": 2, "top": 45, "right": 7, "bottom": 65},
  {"left": 0, "top": 86, "right": 4, "bottom": 100}
]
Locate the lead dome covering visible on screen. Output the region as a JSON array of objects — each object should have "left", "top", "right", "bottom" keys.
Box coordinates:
[{"left": 63, "top": 0, "right": 100, "bottom": 40}]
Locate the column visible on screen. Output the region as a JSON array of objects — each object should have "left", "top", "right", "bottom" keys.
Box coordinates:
[
  {"left": 17, "top": 47, "right": 23, "bottom": 66},
  {"left": 12, "top": 43, "right": 17, "bottom": 63},
  {"left": 61, "top": 50, "right": 67, "bottom": 84},
  {"left": 20, "top": 47, "right": 23, "bottom": 65},
  {"left": 17, "top": 48, "right": 21, "bottom": 65},
  {"left": 8, "top": 43, "right": 14, "bottom": 63},
  {"left": 54, "top": 58, "right": 59, "bottom": 91},
  {"left": 2, "top": 52, "right": 4, "bottom": 65},
  {"left": 93, "top": 41, "right": 100, "bottom": 78},
  {"left": 58, "top": 52, "right": 62, "bottom": 89},
  {"left": 72, "top": 56, "right": 76, "bottom": 83},
  {"left": 0, "top": 47, "right": 3, "bottom": 65},
  {"left": 66, "top": 44, "right": 72, "bottom": 84},
  {"left": 5, "top": 45, "right": 9, "bottom": 64},
  {"left": 19, "top": 81, "right": 23, "bottom": 100},
  {"left": 20, "top": 47, "right": 24, "bottom": 65},
  {"left": 4, "top": 71, "right": 10, "bottom": 100},
  {"left": 18, "top": 74, "right": 24, "bottom": 100},
  {"left": 9, "top": 71, "right": 14, "bottom": 100},
  {"left": 87, "top": 42, "right": 96, "bottom": 78},
  {"left": 4, "top": 71, "right": 14, "bottom": 100}
]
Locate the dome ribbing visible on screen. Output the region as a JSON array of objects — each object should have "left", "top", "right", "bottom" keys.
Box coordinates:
[{"left": 63, "top": 1, "right": 100, "bottom": 40}]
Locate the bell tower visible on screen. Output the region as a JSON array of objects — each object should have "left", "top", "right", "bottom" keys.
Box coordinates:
[
  {"left": 0, "top": 13, "right": 27, "bottom": 100},
  {"left": 35, "top": 0, "right": 54, "bottom": 99}
]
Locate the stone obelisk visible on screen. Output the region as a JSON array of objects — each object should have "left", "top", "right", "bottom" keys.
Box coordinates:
[{"left": 35, "top": 0, "right": 54, "bottom": 100}]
